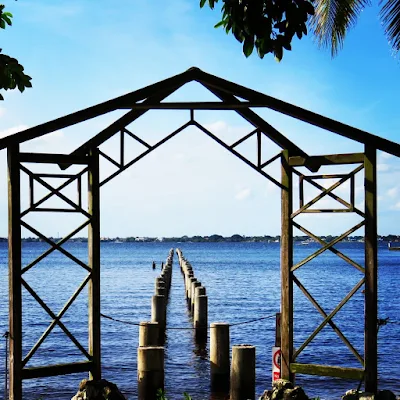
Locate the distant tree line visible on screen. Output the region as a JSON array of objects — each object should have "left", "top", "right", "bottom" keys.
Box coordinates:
[{"left": 0, "top": 235, "right": 399, "bottom": 243}]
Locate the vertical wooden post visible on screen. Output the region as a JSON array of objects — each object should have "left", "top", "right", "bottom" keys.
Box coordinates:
[
  {"left": 8, "top": 144, "right": 22, "bottom": 400},
  {"left": 88, "top": 149, "right": 101, "bottom": 380},
  {"left": 364, "top": 145, "right": 378, "bottom": 393},
  {"left": 280, "top": 149, "right": 294, "bottom": 381}
]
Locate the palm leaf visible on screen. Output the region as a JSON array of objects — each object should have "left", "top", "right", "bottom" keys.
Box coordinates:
[
  {"left": 310, "top": 0, "right": 371, "bottom": 56},
  {"left": 380, "top": 0, "right": 400, "bottom": 52}
]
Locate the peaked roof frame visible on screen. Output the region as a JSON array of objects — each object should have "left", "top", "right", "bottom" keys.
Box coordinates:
[{"left": 1, "top": 67, "right": 398, "bottom": 168}]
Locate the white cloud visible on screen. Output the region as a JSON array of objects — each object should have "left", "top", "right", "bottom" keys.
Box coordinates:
[
  {"left": 392, "top": 202, "right": 400, "bottom": 210},
  {"left": 0, "top": 107, "right": 5, "bottom": 117},
  {"left": 0, "top": 125, "right": 29, "bottom": 139},
  {"left": 380, "top": 152, "right": 393, "bottom": 160},
  {"left": 235, "top": 188, "right": 251, "bottom": 201},
  {"left": 387, "top": 187, "right": 398, "bottom": 198},
  {"left": 377, "top": 164, "right": 390, "bottom": 172}
]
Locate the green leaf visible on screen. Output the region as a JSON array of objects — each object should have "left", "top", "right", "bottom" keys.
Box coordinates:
[
  {"left": 274, "top": 45, "right": 283, "bottom": 62},
  {"left": 214, "top": 19, "right": 225, "bottom": 28},
  {"left": 243, "top": 37, "right": 254, "bottom": 57},
  {"left": 200, "top": 0, "right": 207, "bottom": 8}
]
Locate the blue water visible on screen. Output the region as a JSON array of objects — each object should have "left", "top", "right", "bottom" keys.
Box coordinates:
[{"left": 0, "top": 241, "right": 399, "bottom": 399}]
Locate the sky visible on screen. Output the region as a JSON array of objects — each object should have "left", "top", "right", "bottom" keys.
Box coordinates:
[{"left": 0, "top": 0, "right": 399, "bottom": 238}]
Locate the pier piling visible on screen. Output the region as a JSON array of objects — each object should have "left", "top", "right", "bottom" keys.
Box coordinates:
[
  {"left": 139, "top": 322, "right": 160, "bottom": 347},
  {"left": 230, "top": 345, "right": 256, "bottom": 400},
  {"left": 210, "top": 322, "right": 230, "bottom": 393},
  {"left": 137, "top": 346, "right": 164, "bottom": 400}
]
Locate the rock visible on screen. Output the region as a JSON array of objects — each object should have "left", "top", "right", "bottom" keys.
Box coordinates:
[
  {"left": 283, "top": 386, "right": 309, "bottom": 400},
  {"left": 259, "top": 381, "right": 308, "bottom": 400},
  {"left": 273, "top": 379, "right": 294, "bottom": 391},
  {"left": 343, "top": 390, "right": 362, "bottom": 400},
  {"left": 358, "top": 394, "right": 375, "bottom": 400},
  {"left": 259, "top": 390, "right": 274, "bottom": 400},
  {"left": 71, "top": 379, "right": 126, "bottom": 400}
]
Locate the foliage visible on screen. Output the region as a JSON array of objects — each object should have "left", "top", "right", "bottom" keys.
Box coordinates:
[
  {"left": 201, "top": 0, "right": 400, "bottom": 59},
  {"left": 0, "top": 4, "right": 32, "bottom": 100},
  {"left": 200, "top": 0, "right": 315, "bottom": 61}
]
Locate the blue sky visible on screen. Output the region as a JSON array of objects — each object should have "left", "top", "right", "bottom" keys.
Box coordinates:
[{"left": 0, "top": 0, "right": 399, "bottom": 237}]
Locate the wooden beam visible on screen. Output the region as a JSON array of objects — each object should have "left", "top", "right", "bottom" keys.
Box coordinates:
[
  {"left": 118, "top": 101, "right": 285, "bottom": 109},
  {"left": 88, "top": 149, "right": 101, "bottom": 380},
  {"left": 198, "top": 82, "right": 310, "bottom": 161},
  {"left": 0, "top": 68, "right": 201, "bottom": 151},
  {"left": 22, "top": 361, "right": 93, "bottom": 380},
  {"left": 280, "top": 150, "right": 294, "bottom": 381},
  {"left": 364, "top": 145, "right": 378, "bottom": 393},
  {"left": 289, "top": 153, "right": 365, "bottom": 167},
  {"left": 194, "top": 69, "right": 400, "bottom": 158},
  {"left": 20, "top": 153, "right": 89, "bottom": 165},
  {"left": 8, "top": 144, "right": 22, "bottom": 400},
  {"left": 290, "top": 363, "right": 364, "bottom": 380}
]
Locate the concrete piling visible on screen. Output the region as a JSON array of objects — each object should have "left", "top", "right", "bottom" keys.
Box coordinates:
[
  {"left": 191, "top": 280, "right": 201, "bottom": 314},
  {"left": 230, "top": 345, "right": 256, "bottom": 400},
  {"left": 151, "top": 295, "right": 166, "bottom": 343},
  {"left": 137, "top": 346, "right": 164, "bottom": 400},
  {"left": 210, "top": 322, "right": 230, "bottom": 393},
  {"left": 194, "top": 295, "right": 208, "bottom": 342},
  {"left": 139, "top": 322, "right": 159, "bottom": 347}
]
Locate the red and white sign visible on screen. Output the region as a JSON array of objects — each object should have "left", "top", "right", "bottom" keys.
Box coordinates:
[{"left": 272, "top": 346, "right": 281, "bottom": 382}]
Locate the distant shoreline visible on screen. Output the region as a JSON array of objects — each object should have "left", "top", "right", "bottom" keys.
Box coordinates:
[{"left": 0, "top": 234, "right": 398, "bottom": 243}]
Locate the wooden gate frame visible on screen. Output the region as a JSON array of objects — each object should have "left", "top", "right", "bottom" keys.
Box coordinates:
[
  {"left": 7, "top": 147, "right": 100, "bottom": 399},
  {"left": 1, "top": 67, "right": 399, "bottom": 399},
  {"left": 281, "top": 149, "right": 377, "bottom": 391}
]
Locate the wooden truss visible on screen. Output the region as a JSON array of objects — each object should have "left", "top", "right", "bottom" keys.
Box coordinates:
[{"left": 1, "top": 67, "right": 398, "bottom": 399}]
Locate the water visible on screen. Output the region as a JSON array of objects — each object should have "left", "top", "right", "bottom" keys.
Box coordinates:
[{"left": 0, "top": 241, "right": 399, "bottom": 399}]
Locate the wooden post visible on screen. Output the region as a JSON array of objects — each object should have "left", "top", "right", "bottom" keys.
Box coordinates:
[
  {"left": 281, "top": 149, "right": 294, "bottom": 381},
  {"left": 88, "top": 149, "right": 101, "bottom": 380},
  {"left": 139, "top": 322, "right": 159, "bottom": 347},
  {"left": 137, "top": 346, "right": 164, "bottom": 400},
  {"left": 194, "top": 295, "right": 208, "bottom": 342},
  {"left": 155, "top": 286, "right": 166, "bottom": 297},
  {"left": 8, "top": 144, "right": 22, "bottom": 400},
  {"left": 230, "top": 345, "right": 256, "bottom": 400},
  {"left": 210, "top": 323, "right": 230, "bottom": 393},
  {"left": 191, "top": 281, "right": 201, "bottom": 314},
  {"left": 364, "top": 145, "right": 378, "bottom": 393},
  {"left": 151, "top": 295, "right": 166, "bottom": 331},
  {"left": 187, "top": 277, "right": 197, "bottom": 306}
]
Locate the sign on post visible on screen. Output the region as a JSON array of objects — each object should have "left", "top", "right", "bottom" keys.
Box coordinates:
[
  {"left": 272, "top": 346, "right": 281, "bottom": 382},
  {"left": 272, "top": 312, "right": 281, "bottom": 382}
]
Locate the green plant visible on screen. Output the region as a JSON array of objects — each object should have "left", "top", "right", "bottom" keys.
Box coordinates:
[{"left": 0, "top": 4, "right": 32, "bottom": 100}]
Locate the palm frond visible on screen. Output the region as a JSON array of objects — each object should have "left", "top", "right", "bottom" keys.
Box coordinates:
[
  {"left": 310, "top": 0, "right": 371, "bottom": 57},
  {"left": 380, "top": 0, "right": 400, "bottom": 52}
]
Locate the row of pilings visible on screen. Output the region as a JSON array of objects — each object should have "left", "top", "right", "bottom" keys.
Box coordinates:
[
  {"left": 176, "top": 248, "right": 208, "bottom": 342},
  {"left": 137, "top": 248, "right": 257, "bottom": 400},
  {"left": 176, "top": 248, "right": 256, "bottom": 400},
  {"left": 137, "top": 249, "right": 174, "bottom": 400}
]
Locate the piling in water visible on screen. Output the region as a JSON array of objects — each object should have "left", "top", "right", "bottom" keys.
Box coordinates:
[
  {"left": 137, "top": 346, "right": 164, "bottom": 400},
  {"left": 210, "top": 322, "right": 230, "bottom": 393},
  {"left": 194, "top": 295, "right": 208, "bottom": 342},
  {"left": 230, "top": 345, "right": 256, "bottom": 400},
  {"left": 191, "top": 281, "right": 201, "bottom": 314},
  {"left": 151, "top": 295, "right": 166, "bottom": 343},
  {"left": 139, "top": 322, "right": 159, "bottom": 347}
]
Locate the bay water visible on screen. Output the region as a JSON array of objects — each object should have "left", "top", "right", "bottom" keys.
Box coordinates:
[{"left": 0, "top": 241, "right": 399, "bottom": 399}]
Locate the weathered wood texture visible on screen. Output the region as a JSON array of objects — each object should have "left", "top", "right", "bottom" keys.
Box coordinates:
[
  {"left": 290, "top": 363, "right": 364, "bottom": 380},
  {"left": 8, "top": 144, "right": 22, "bottom": 400},
  {"left": 88, "top": 149, "right": 101, "bottom": 380},
  {"left": 280, "top": 150, "right": 293, "bottom": 381},
  {"left": 364, "top": 145, "right": 378, "bottom": 392}
]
